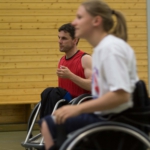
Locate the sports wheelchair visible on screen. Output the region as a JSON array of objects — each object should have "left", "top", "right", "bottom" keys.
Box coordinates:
[
  {"left": 22, "top": 80, "right": 150, "bottom": 150},
  {"left": 21, "top": 93, "right": 93, "bottom": 150}
]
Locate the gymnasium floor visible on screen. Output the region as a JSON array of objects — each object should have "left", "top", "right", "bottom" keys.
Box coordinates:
[{"left": 0, "top": 130, "right": 38, "bottom": 150}]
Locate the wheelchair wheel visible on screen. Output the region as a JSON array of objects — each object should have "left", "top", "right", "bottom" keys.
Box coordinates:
[
  {"left": 27, "top": 102, "right": 41, "bottom": 133},
  {"left": 60, "top": 121, "right": 150, "bottom": 150},
  {"left": 22, "top": 102, "right": 43, "bottom": 150},
  {"left": 23, "top": 100, "right": 68, "bottom": 150},
  {"left": 70, "top": 93, "right": 93, "bottom": 105}
]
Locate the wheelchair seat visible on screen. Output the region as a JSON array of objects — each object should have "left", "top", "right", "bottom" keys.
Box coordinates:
[{"left": 112, "top": 80, "right": 150, "bottom": 135}]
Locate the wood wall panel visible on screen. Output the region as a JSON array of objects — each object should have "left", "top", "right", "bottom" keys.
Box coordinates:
[
  {"left": 0, "top": 41, "right": 147, "bottom": 48},
  {"left": 0, "top": 22, "right": 146, "bottom": 29},
  {"left": 0, "top": 16, "right": 147, "bottom": 23},
  {"left": 0, "top": 47, "right": 147, "bottom": 56},
  {"left": 0, "top": 0, "right": 146, "bottom": 2},
  {"left": 0, "top": 32, "right": 147, "bottom": 42},
  {"left": 0, "top": 81, "right": 57, "bottom": 89},
  {"left": 0, "top": 105, "right": 27, "bottom": 123},
  {"left": 0, "top": 58, "right": 147, "bottom": 69},
  {"left": 0, "top": 3, "right": 146, "bottom": 10},
  {"left": 0, "top": 95, "right": 40, "bottom": 104},
  {"left": 0, "top": 0, "right": 148, "bottom": 126},
  {"left": 0, "top": 9, "right": 146, "bottom": 16},
  {"left": 0, "top": 75, "right": 57, "bottom": 82}
]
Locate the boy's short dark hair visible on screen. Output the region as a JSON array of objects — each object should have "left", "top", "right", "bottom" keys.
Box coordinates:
[{"left": 58, "top": 23, "right": 75, "bottom": 39}]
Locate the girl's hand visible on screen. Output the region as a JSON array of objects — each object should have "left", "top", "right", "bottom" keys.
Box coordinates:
[{"left": 53, "top": 105, "right": 81, "bottom": 124}]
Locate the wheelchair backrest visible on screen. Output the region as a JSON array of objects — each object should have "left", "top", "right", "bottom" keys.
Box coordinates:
[{"left": 132, "top": 80, "right": 150, "bottom": 108}]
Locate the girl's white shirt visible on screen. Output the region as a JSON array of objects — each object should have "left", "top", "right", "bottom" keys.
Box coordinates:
[{"left": 92, "top": 35, "right": 139, "bottom": 115}]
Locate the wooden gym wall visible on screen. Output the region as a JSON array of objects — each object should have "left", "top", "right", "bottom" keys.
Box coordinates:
[{"left": 0, "top": 0, "right": 148, "bottom": 126}]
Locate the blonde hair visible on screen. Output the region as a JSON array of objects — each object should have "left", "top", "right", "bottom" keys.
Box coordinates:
[{"left": 82, "top": 0, "right": 128, "bottom": 41}]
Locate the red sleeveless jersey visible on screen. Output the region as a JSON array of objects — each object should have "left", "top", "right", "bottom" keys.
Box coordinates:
[{"left": 58, "top": 50, "right": 90, "bottom": 98}]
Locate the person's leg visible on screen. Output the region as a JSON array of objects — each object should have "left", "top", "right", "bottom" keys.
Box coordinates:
[
  {"left": 40, "top": 113, "right": 101, "bottom": 150},
  {"left": 65, "top": 113, "right": 101, "bottom": 133},
  {"left": 39, "top": 116, "right": 58, "bottom": 150},
  {"left": 41, "top": 121, "right": 54, "bottom": 150}
]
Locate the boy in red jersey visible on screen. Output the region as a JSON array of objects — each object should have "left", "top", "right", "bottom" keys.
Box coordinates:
[
  {"left": 40, "top": 23, "right": 92, "bottom": 117},
  {"left": 57, "top": 23, "right": 92, "bottom": 98},
  {"left": 38, "top": 23, "right": 92, "bottom": 149}
]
